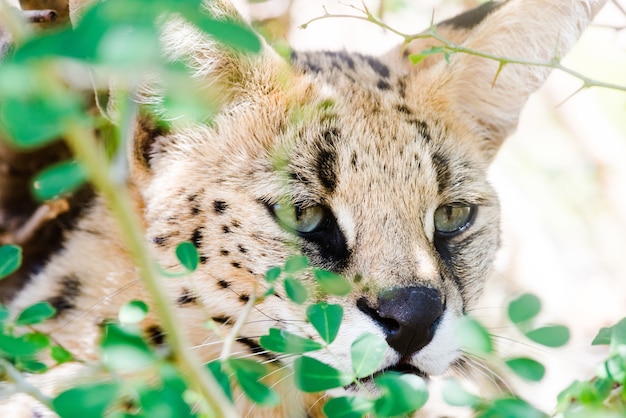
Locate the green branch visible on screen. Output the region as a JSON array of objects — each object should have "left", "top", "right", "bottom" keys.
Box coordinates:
[
  {"left": 300, "top": 6, "right": 626, "bottom": 93},
  {"left": 63, "top": 122, "right": 238, "bottom": 418}
]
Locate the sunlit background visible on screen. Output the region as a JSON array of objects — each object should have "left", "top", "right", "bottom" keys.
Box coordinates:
[{"left": 237, "top": 0, "right": 626, "bottom": 412}]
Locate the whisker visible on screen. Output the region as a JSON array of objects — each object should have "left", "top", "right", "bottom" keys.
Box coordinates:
[{"left": 53, "top": 278, "right": 142, "bottom": 330}]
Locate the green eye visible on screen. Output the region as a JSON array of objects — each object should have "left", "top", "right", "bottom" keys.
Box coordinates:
[
  {"left": 273, "top": 203, "right": 325, "bottom": 233},
  {"left": 434, "top": 205, "right": 475, "bottom": 235}
]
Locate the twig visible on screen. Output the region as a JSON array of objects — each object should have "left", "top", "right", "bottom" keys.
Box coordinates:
[
  {"left": 299, "top": 6, "right": 626, "bottom": 93},
  {"left": 0, "top": 358, "right": 53, "bottom": 409},
  {"left": 220, "top": 292, "right": 257, "bottom": 363},
  {"left": 0, "top": 200, "right": 70, "bottom": 246},
  {"left": 63, "top": 122, "right": 237, "bottom": 418}
]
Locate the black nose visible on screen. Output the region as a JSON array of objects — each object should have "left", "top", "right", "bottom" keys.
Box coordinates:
[{"left": 357, "top": 286, "right": 444, "bottom": 357}]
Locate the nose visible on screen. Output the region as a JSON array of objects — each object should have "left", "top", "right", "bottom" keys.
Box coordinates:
[{"left": 357, "top": 286, "right": 444, "bottom": 357}]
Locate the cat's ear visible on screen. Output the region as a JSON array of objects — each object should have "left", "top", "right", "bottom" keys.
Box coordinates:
[
  {"left": 68, "top": 0, "right": 290, "bottom": 185},
  {"left": 404, "top": 0, "right": 606, "bottom": 160}
]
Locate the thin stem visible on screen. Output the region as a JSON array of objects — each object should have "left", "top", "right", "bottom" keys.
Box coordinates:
[
  {"left": 299, "top": 7, "right": 626, "bottom": 93},
  {"left": 0, "top": 358, "right": 53, "bottom": 408},
  {"left": 63, "top": 122, "right": 237, "bottom": 418},
  {"left": 220, "top": 292, "right": 257, "bottom": 363}
]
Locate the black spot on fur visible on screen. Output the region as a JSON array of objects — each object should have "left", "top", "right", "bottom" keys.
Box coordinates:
[
  {"left": 431, "top": 153, "right": 451, "bottom": 194},
  {"left": 351, "top": 151, "right": 358, "bottom": 169},
  {"left": 232, "top": 220, "right": 241, "bottom": 228},
  {"left": 231, "top": 262, "right": 241, "bottom": 269},
  {"left": 238, "top": 337, "right": 279, "bottom": 362},
  {"left": 212, "top": 315, "right": 233, "bottom": 325},
  {"left": 145, "top": 325, "right": 166, "bottom": 346},
  {"left": 326, "top": 50, "right": 355, "bottom": 70},
  {"left": 191, "top": 227, "right": 203, "bottom": 248},
  {"left": 397, "top": 76, "right": 407, "bottom": 98},
  {"left": 238, "top": 245, "right": 248, "bottom": 253},
  {"left": 239, "top": 294, "right": 250, "bottom": 303},
  {"left": 217, "top": 279, "right": 230, "bottom": 289},
  {"left": 377, "top": 79, "right": 391, "bottom": 90},
  {"left": 177, "top": 288, "right": 198, "bottom": 306},
  {"left": 222, "top": 225, "right": 231, "bottom": 234},
  {"left": 187, "top": 194, "right": 197, "bottom": 202},
  {"left": 152, "top": 236, "right": 167, "bottom": 246},
  {"left": 220, "top": 249, "right": 230, "bottom": 256},
  {"left": 316, "top": 129, "right": 340, "bottom": 193},
  {"left": 411, "top": 120, "right": 432, "bottom": 142},
  {"left": 440, "top": 1, "right": 503, "bottom": 30},
  {"left": 47, "top": 275, "right": 82, "bottom": 316},
  {"left": 213, "top": 200, "right": 228, "bottom": 214},
  {"left": 191, "top": 205, "right": 201, "bottom": 216},
  {"left": 200, "top": 255, "right": 208, "bottom": 264},
  {"left": 364, "top": 56, "right": 390, "bottom": 78},
  {"left": 396, "top": 104, "right": 413, "bottom": 115}
]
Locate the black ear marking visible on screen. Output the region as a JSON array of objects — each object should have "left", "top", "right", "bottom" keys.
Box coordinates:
[
  {"left": 133, "top": 111, "right": 170, "bottom": 172},
  {"left": 439, "top": 1, "right": 504, "bottom": 30}
]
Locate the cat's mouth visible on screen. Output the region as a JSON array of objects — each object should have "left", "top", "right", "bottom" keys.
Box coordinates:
[{"left": 345, "top": 362, "right": 428, "bottom": 390}]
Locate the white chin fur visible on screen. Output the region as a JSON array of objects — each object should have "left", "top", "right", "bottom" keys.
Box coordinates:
[{"left": 410, "top": 309, "right": 461, "bottom": 376}]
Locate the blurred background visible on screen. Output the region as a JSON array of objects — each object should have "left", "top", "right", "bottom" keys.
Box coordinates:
[{"left": 235, "top": 0, "right": 626, "bottom": 411}]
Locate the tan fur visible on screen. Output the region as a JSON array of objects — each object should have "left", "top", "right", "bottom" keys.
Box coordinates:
[{"left": 0, "top": 1, "right": 606, "bottom": 416}]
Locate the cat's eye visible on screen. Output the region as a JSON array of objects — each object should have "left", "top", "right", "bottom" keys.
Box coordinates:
[
  {"left": 434, "top": 204, "right": 475, "bottom": 236},
  {"left": 272, "top": 203, "right": 325, "bottom": 233}
]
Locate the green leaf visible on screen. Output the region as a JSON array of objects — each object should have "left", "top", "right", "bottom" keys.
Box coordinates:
[
  {"left": 323, "top": 396, "right": 374, "bottom": 418},
  {"left": 456, "top": 316, "right": 493, "bottom": 355},
  {"left": 525, "top": 325, "right": 570, "bottom": 348},
  {"left": 118, "top": 300, "right": 149, "bottom": 324},
  {"left": 259, "top": 328, "right": 323, "bottom": 354},
  {"left": 600, "top": 354, "right": 626, "bottom": 383},
  {"left": 441, "top": 378, "right": 480, "bottom": 407},
  {"left": 138, "top": 367, "right": 193, "bottom": 418},
  {"left": 592, "top": 325, "right": 613, "bottom": 346},
  {"left": 293, "top": 356, "right": 353, "bottom": 392},
  {"left": 0, "top": 245, "right": 22, "bottom": 280},
  {"left": 23, "top": 332, "right": 50, "bottom": 349},
  {"left": 476, "top": 397, "right": 547, "bottom": 418},
  {"left": 100, "top": 323, "right": 155, "bottom": 371},
  {"left": 284, "top": 277, "right": 308, "bottom": 304},
  {"left": 51, "top": 345, "right": 74, "bottom": 364},
  {"left": 407, "top": 46, "right": 446, "bottom": 65},
  {"left": 593, "top": 317, "right": 626, "bottom": 351},
  {"left": 508, "top": 293, "right": 542, "bottom": 325},
  {"left": 53, "top": 382, "right": 120, "bottom": 418},
  {"left": 0, "top": 82, "right": 83, "bottom": 149},
  {"left": 306, "top": 303, "right": 343, "bottom": 345},
  {"left": 313, "top": 269, "right": 351, "bottom": 296},
  {"left": 228, "top": 358, "right": 279, "bottom": 406},
  {"left": 284, "top": 255, "right": 309, "bottom": 273},
  {"left": 0, "top": 333, "right": 42, "bottom": 357},
  {"left": 0, "top": 306, "right": 9, "bottom": 323},
  {"left": 19, "top": 359, "right": 48, "bottom": 373},
  {"left": 176, "top": 241, "right": 199, "bottom": 272},
  {"left": 350, "top": 333, "right": 387, "bottom": 378},
  {"left": 265, "top": 266, "right": 281, "bottom": 283},
  {"left": 16, "top": 301, "right": 56, "bottom": 326},
  {"left": 505, "top": 357, "right": 546, "bottom": 382},
  {"left": 32, "top": 160, "right": 87, "bottom": 202},
  {"left": 374, "top": 373, "right": 429, "bottom": 416},
  {"left": 207, "top": 360, "right": 233, "bottom": 401}
]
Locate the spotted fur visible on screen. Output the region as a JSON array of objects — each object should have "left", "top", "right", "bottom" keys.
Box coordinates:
[{"left": 0, "top": 0, "right": 606, "bottom": 416}]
